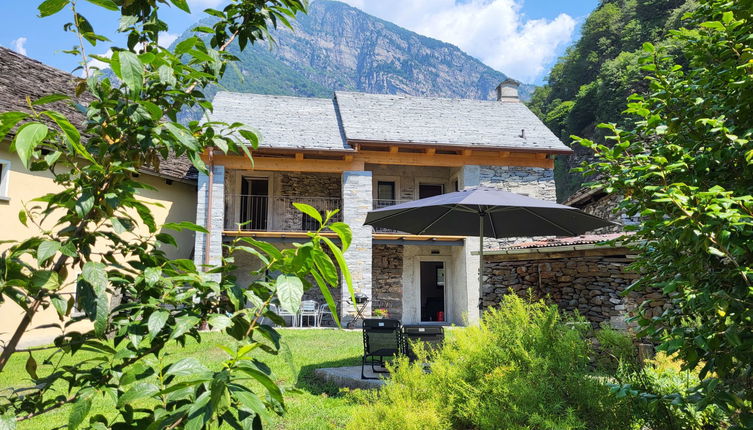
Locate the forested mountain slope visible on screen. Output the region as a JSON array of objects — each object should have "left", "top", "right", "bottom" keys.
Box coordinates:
[{"left": 529, "top": 0, "right": 698, "bottom": 201}]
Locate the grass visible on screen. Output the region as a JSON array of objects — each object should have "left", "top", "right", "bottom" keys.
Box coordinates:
[{"left": 1, "top": 329, "right": 364, "bottom": 429}]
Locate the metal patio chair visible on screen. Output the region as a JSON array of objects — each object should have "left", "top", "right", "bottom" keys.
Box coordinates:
[
  {"left": 361, "top": 318, "right": 403, "bottom": 380},
  {"left": 317, "top": 303, "right": 336, "bottom": 327},
  {"left": 402, "top": 325, "right": 445, "bottom": 362},
  {"left": 299, "top": 300, "right": 319, "bottom": 327}
]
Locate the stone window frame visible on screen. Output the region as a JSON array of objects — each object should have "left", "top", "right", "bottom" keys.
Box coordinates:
[
  {"left": 0, "top": 159, "right": 10, "bottom": 201},
  {"left": 232, "top": 170, "right": 275, "bottom": 230},
  {"left": 414, "top": 176, "right": 449, "bottom": 200},
  {"left": 372, "top": 175, "right": 401, "bottom": 203}
]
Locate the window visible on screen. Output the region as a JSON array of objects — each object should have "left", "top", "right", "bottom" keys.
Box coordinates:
[
  {"left": 0, "top": 160, "right": 9, "bottom": 200},
  {"left": 374, "top": 180, "right": 396, "bottom": 209},
  {"left": 418, "top": 183, "right": 443, "bottom": 199}
]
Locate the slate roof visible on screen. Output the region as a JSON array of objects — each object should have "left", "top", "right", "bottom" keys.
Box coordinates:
[
  {"left": 334, "top": 92, "right": 571, "bottom": 153},
  {"left": 210, "top": 92, "right": 351, "bottom": 152},
  {"left": 210, "top": 90, "right": 571, "bottom": 154},
  {"left": 0, "top": 47, "right": 196, "bottom": 182}
]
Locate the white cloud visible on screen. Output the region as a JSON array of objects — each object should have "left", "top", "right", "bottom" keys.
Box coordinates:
[
  {"left": 83, "top": 49, "right": 113, "bottom": 77},
  {"left": 338, "top": 0, "right": 576, "bottom": 83},
  {"left": 159, "top": 32, "right": 179, "bottom": 48},
  {"left": 11, "top": 37, "right": 28, "bottom": 56}
]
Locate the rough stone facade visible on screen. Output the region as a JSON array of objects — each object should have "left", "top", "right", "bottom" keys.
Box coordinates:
[
  {"left": 479, "top": 165, "right": 556, "bottom": 249},
  {"left": 481, "top": 252, "right": 667, "bottom": 327},
  {"left": 372, "top": 245, "right": 403, "bottom": 319},
  {"left": 277, "top": 172, "right": 341, "bottom": 197},
  {"left": 577, "top": 193, "right": 638, "bottom": 234}
]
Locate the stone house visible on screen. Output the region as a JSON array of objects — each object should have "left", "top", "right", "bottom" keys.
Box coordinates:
[{"left": 193, "top": 79, "right": 573, "bottom": 326}]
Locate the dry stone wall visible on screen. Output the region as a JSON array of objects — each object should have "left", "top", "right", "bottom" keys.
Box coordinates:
[
  {"left": 372, "top": 245, "right": 403, "bottom": 319},
  {"left": 482, "top": 253, "right": 667, "bottom": 328}
]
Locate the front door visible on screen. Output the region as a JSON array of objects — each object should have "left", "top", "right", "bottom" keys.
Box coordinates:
[
  {"left": 419, "top": 261, "right": 446, "bottom": 322},
  {"left": 240, "top": 177, "right": 269, "bottom": 230}
]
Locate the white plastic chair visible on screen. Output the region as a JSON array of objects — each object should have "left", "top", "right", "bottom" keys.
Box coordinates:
[
  {"left": 299, "top": 300, "right": 319, "bottom": 327},
  {"left": 317, "top": 303, "right": 336, "bottom": 327},
  {"left": 270, "top": 303, "right": 298, "bottom": 327}
]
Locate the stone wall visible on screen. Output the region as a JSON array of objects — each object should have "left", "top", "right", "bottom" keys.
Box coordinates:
[
  {"left": 579, "top": 193, "right": 638, "bottom": 234},
  {"left": 277, "top": 172, "right": 341, "bottom": 197},
  {"left": 372, "top": 245, "right": 403, "bottom": 319},
  {"left": 481, "top": 252, "right": 666, "bottom": 328},
  {"left": 479, "top": 165, "right": 556, "bottom": 249}
]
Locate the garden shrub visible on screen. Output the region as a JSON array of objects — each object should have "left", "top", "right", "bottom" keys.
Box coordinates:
[{"left": 348, "top": 295, "right": 635, "bottom": 430}]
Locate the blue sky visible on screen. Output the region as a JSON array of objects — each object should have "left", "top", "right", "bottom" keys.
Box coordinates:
[{"left": 0, "top": 0, "right": 598, "bottom": 84}]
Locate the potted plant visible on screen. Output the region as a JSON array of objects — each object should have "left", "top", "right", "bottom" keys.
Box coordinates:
[{"left": 372, "top": 308, "right": 389, "bottom": 319}]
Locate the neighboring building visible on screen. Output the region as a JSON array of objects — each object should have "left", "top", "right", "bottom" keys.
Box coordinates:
[
  {"left": 562, "top": 186, "right": 638, "bottom": 234},
  {"left": 195, "top": 79, "right": 572, "bottom": 325},
  {"left": 0, "top": 47, "right": 198, "bottom": 346}
]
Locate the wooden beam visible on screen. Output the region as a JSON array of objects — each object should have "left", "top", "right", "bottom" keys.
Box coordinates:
[
  {"left": 461, "top": 149, "right": 472, "bottom": 157},
  {"left": 207, "top": 154, "right": 365, "bottom": 173},
  {"left": 295, "top": 152, "right": 304, "bottom": 160},
  {"left": 425, "top": 148, "right": 436, "bottom": 155},
  {"left": 353, "top": 150, "right": 554, "bottom": 168},
  {"left": 389, "top": 146, "right": 399, "bottom": 153},
  {"left": 224, "top": 231, "right": 339, "bottom": 239}
]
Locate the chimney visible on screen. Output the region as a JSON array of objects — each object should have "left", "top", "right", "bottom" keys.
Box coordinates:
[{"left": 496, "top": 78, "right": 520, "bottom": 102}]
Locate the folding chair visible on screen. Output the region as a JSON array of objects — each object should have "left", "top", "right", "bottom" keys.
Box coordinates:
[
  {"left": 299, "top": 300, "right": 319, "bottom": 327},
  {"left": 361, "top": 318, "right": 402, "bottom": 380},
  {"left": 402, "top": 325, "right": 445, "bottom": 362}
]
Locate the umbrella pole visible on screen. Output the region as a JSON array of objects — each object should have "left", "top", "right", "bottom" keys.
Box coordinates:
[{"left": 479, "top": 214, "right": 484, "bottom": 295}]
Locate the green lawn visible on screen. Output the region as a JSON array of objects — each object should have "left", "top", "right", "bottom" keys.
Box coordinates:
[{"left": 2, "top": 329, "right": 364, "bottom": 429}]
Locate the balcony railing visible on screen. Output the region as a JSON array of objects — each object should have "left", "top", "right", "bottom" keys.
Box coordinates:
[
  {"left": 225, "top": 195, "right": 342, "bottom": 232},
  {"left": 372, "top": 199, "right": 411, "bottom": 233}
]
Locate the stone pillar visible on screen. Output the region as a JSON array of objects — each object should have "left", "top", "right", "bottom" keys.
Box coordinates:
[
  {"left": 194, "top": 165, "right": 225, "bottom": 270},
  {"left": 341, "top": 170, "right": 373, "bottom": 322},
  {"left": 458, "top": 165, "right": 481, "bottom": 324}
]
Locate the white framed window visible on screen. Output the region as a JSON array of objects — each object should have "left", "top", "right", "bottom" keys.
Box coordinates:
[{"left": 0, "top": 159, "right": 10, "bottom": 200}]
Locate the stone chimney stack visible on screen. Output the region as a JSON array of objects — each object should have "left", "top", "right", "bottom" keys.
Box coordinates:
[{"left": 496, "top": 78, "right": 521, "bottom": 102}]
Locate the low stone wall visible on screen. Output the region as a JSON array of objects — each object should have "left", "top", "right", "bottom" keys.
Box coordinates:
[
  {"left": 482, "top": 251, "right": 666, "bottom": 327},
  {"left": 372, "top": 244, "right": 403, "bottom": 319}
]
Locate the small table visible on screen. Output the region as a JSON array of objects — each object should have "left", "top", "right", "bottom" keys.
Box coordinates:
[{"left": 346, "top": 297, "right": 370, "bottom": 329}]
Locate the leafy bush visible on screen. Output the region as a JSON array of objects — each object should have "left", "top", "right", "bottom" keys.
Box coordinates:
[{"left": 348, "top": 295, "right": 636, "bottom": 430}]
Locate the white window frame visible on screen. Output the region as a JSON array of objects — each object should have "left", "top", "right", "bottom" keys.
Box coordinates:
[{"left": 0, "top": 159, "right": 10, "bottom": 201}]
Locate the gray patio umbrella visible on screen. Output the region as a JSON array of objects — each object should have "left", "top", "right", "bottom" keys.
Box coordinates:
[{"left": 364, "top": 186, "right": 616, "bottom": 289}]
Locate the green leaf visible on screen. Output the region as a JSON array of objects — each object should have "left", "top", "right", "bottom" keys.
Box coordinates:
[
  {"left": 67, "top": 395, "right": 92, "bottom": 430},
  {"left": 312, "top": 248, "right": 338, "bottom": 286},
  {"left": 38, "top": 0, "right": 69, "bottom": 17},
  {"left": 235, "top": 363, "right": 284, "bottom": 406},
  {"left": 82, "top": 262, "right": 108, "bottom": 292},
  {"left": 328, "top": 222, "right": 352, "bottom": 251},
  {"left": 171, "top": 315, "right": 200, "bottom": 339},
  {"left": 170, "top": 0, "right": 191, "bottom": 13},
  {"left": 25, "top": 354, "right": 38, "bottom": 379},
  {"left": 208, "top": 313, "right": 232, "bottom": 331},
  {"left": 0, "top": 112, "right": 29, "bottom": 142},
  {"left": 311, "top": 270, "right": 340, "bottom": 328},
  {"left": 321, "top": 237, "right": 355, "bottom": 306},
  {"left": 12, "top": 123, "right": 48, "bottom": 169},
  {"left": 144, "top": 267, "right": 162, "bottom": 286},
  {"left": 74, "top": 191, "right": 95, "bottom": 218},
  {"left": 81, "top": 262, "right": 109, "bottom": 336},
  {"left": 32, "top": 94, "right": 70, "bottom": 105},
  {"left": 229, "top": 384, "right": 271, "bottom": 422},
  {"left": 51, "top": 295, "right": 70, "bottom": 318},
  {"left": 293, "top": 202, "right": 322, "bottom": 225},
  {"left": 275, "top": 275, "right": 303, "bottom": 315},
  {"left": 166, "top": 358, "right": 210, "bottom": 377},
  {"left": 117, "top": 382, "right": 159, "bottom": 408},
  {"left": 157, "top": 65, "right": 177, "bottom": 86},
  {"left": 114, "top": 51, "right": 143, "bottom": 94},
  {"left": 37, "top": 240, "right": 61, "bottom": 265},
  {"left": 164, "top": 123, "right": 199, "bottom": 151},
  {"left": 18, "top": 210, "right": 28, "bottom": 227},
  {"left": 31, "top": 270, "right": 60, "bottom": 290},
  {"left": 84, "top": 0, "right": 118, "bottom": 10},
  {"left": 147, "top": 310, "right": 169, "bottom": 338}
]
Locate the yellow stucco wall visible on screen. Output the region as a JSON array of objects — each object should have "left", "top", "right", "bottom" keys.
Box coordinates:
[{"left": 0, "top": 144, "right": 197, "bottom": 347}]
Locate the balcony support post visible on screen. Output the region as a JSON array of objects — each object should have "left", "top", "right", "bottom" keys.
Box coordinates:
[
  {"left": 341, "top": 170, "right": 373, "bottom": 324},
  {"left": 194, "top": 165, "right": 225, "bottom": 273}
]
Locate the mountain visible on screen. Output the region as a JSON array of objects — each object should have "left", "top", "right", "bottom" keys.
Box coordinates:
[
  {"left": 178, "top": 0, "right": 532, "bottom": 104},
  {"left": 528, "top": 0, "right": 697, "bottom": 201}
]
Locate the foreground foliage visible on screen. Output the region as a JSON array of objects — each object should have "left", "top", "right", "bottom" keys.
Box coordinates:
[
  {"left": 576, "top": 0, "right": 753, "bottom": 426},
  {"left": 0, "top": 0, "right": 358, "bottom": 428},
  {"left": 349, "top": 295, "right": 636, "bottom": 430}
]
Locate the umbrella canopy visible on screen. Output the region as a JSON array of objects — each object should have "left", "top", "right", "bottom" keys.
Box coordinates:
[{"left": 364, "top": 186, "right": 616, "bottom": 291}]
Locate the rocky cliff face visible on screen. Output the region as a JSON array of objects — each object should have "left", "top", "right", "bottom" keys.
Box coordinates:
[{"left": 194, "top": 0, "right": 532, "bottom": 101}]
